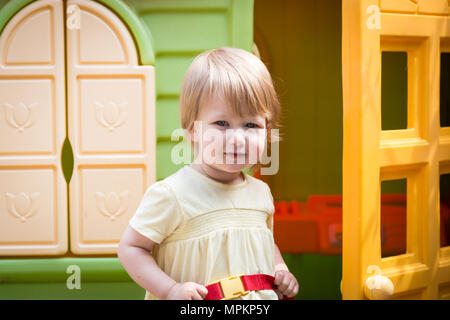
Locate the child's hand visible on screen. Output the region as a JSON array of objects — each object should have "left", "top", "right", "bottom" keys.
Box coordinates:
[
  {"left": 165, "top": 282, "right": 208, "bottom": 300},
  {"left": 274, "top": 270, "right": 299, "bottom": 299}
]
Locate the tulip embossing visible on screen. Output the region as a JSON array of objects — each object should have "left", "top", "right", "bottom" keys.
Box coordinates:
[
  {"left": 94, "top": 101, "right": 128, "bottom": 132},
  {"left": 5, "top": 192, "right": 40, "bottom": 222},
  {"left": 1, "top": 102, "right": 39, "bottom": 133},
  {"left": 95, "top": 191, "right": 129, "bottom": 221}
]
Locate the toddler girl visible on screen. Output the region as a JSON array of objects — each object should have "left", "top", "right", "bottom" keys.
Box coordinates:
[{"left": 118, "top": 47, "right": 299, "bottom": 300}]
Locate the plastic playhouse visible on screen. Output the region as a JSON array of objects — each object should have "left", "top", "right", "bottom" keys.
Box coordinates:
[{"left": 0, "top": 0, "right": 449, "bottom": 300}]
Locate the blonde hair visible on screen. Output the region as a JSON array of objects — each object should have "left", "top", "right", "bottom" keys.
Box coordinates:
[
  {"left": 180, "top": 46, "right": 282, "bottom": 137},
  {"left": 179, "top": 47, "right": 283, "bottom": 172}
]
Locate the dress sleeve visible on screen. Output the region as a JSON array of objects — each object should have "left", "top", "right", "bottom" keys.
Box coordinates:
[{"left": 129, "top": 181, "right": 183, "bottom": 244}]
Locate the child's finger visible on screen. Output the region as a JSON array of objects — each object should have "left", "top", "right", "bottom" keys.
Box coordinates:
[
  {"left": 274, "top": 270, "right": 288, "bottom": 288},
  {"left": 285, "top": 280, "right": 297, "bottom": 297},
  {"left": 277, "top": 274, "right": 291, "bottom": 292},
  {"left": 274, "top": 272, "right": 282, "bottom": 285},
  {"left": 191, "top": 289, "right": 204, "bottom": 300},
  {"left": 274, "top": 289, "right": 283, "bottom": 300},
  {"left": 293, "top": 282, "right": 299, "bottom": 296},
  {"left": 197, "top": 285, "right": 208, "bottom": 299}
]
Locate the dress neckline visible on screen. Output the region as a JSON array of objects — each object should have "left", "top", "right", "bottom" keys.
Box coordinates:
[{"left": 184, "top": 165, "right": 249, "bottom": 190}]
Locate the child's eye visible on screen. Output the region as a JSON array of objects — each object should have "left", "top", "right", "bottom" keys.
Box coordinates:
[
  {"left": 215, "top": 121, "right": 228, "bottom": 127},
  {"left": 245, "top": 123, "right": 259, "bottom": 128}
]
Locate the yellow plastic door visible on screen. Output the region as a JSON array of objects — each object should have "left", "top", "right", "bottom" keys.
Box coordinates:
[
  {"left": 342, "top": 0, "right": 450, "bottom": 299},
  {"left": 0, "top": 0, "right": 67, "bottom": 255},
  {"left": 66, "top": 0, "right": 156, "bottom": 254}
]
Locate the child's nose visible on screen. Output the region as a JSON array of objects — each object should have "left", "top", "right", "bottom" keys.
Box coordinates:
[{"left": 226, "top": 128, "right": 246, "bottom": 148}]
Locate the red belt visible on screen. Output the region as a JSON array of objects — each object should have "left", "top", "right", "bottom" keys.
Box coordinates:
[{"left": 204, "top": 274, "right": 294, "bottom": 300}]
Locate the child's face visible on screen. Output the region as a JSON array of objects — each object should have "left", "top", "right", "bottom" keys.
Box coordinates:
[{"left": 189, "top": 94, "right": 267, "bottom": 174}]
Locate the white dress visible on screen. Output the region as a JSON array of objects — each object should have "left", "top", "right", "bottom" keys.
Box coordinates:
[{"left": 129, "top": 165, "right": 278, "bottom": 300}]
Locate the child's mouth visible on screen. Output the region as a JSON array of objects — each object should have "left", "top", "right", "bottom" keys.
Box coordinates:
[{"left": 225, "top": 153, "right": 246, "bottom": 159}]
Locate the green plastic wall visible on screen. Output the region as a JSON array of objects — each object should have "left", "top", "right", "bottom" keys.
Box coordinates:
[{"left": 0, "top": 258, "right": 145, "bottom": 299}]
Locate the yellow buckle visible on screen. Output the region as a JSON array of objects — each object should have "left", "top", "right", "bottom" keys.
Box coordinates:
[{"left": 218, "top": 274, "right": 249, "bottom": 300}]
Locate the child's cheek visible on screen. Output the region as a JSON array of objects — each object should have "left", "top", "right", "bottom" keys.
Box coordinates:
[
  {"left": 247, "top": 129, "right": 267, "bottom": 162},
  {"left": 202, "top": 128, "right": 224, "bottom": 164}
]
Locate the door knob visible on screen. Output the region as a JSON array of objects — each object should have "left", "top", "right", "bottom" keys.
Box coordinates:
[{"left": 364, "top": 265, "right": 394, "bottom": 300}]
